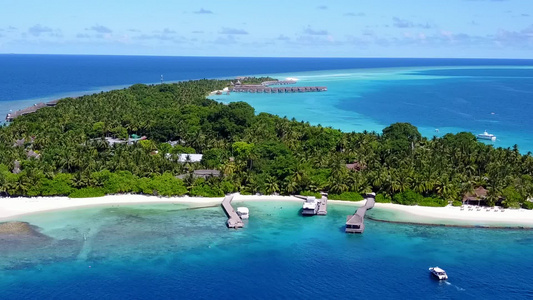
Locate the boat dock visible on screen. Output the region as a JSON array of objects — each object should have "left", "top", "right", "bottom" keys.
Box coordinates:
[
  {"left": 295, "top": 195, "right": 328, "bottom": 215},
  {"left": 5, "top": 100, "right": 59, "bottom": 122},
  {"left": 230, "top": 86, "right": 327, "bottom": 93},
  {"left": 317, "top": 196, "right": 328, "bottom": 215},
  {"left": 345, "top": 193, "right": 376, "bottom": 233},
  {"left": 221, "top": 195, "right": 244, "bottom": 228}
]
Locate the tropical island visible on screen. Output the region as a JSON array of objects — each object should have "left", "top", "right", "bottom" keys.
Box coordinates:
[{"left": 1, "top": 77, "right": 533, "bottom": 218}]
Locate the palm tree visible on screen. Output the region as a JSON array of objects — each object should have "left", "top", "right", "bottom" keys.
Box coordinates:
[
  {"left": 265, "top": 176, "right": 279, "bottom": 195},
  {"left": 284, "top": 176, "right": 299, "bottom": 194}
]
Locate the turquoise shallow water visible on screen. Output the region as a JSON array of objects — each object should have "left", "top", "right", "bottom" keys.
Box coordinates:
[
  {"left": 213, "top": 66, "right": 533, "bottom": 152},
  {"left": 1, "top": 201, "right": 533, "bottom": 299}
]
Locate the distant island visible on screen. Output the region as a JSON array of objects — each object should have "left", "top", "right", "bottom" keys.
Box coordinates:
[{"left": 1, "top": 77, "right": 532, "bottom": 212}]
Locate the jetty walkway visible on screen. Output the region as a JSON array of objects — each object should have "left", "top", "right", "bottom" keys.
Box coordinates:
[
  {"left": 221, "top": 195, "right": 244, "bottom": 228},
  {"left": 230, "top": 78, "right": 327, "bottom": 93},
  {"left": 318, "top": 196, "right": 328, "bottom": 215},
  {"left": 345, "top": 193, "right": 376, "bottom": 233},
  {"left": 5, "top": 100, "right": 59, "bottom": 122},
  {"left": 230, "top": 85, "right": 327, "bottom": 93}
]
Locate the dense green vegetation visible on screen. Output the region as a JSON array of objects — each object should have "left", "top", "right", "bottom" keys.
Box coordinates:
[
  {"left": 2, "top": 78, "right": 533, "bottom": 208},
  {"left": 329, "top": 192, "right": 364, "bottom": 202},
  {"left": 239, "top": 77, "right": 277, "bottom": 85}
]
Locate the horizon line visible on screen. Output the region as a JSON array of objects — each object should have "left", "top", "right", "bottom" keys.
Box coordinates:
[{"left": 1, "top": 53, "right": 533, "bottom": 60}]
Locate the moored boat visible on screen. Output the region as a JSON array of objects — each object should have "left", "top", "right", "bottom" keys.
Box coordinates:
[
  {"left": 236, "top": 207, "right": 249, "bottom": 219},
  {"left": 477, "top": 131, "right": 496, "bottom": 141},
  {"left": 302, "top": 197, "right": 320, "bottom": 215}
]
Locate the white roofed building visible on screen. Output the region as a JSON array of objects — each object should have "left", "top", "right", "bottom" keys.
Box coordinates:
[{"left": 177, "top": 153, "right": 203, "bottom": 163}]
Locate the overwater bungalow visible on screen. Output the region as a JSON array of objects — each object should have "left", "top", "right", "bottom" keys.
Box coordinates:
[
  {"left": 345, "top": 193, "right": 376, "bottom": 233},
  {"left": 345, "top": 213, "right": 364, "bottom": 233}
]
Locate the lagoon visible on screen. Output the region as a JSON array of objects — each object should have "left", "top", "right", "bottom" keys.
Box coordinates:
[{"left": 1, "top": 201, "right": 533, "bottom": 299}]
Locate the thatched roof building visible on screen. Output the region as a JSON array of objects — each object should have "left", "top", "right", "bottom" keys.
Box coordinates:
[{"left": 463, "top": 187, "right": 488, "bottom": 205}]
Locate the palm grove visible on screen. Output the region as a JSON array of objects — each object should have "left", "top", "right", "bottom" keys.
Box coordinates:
[{"left": 1, "top": 79, "right": 533, "bottom": 209}]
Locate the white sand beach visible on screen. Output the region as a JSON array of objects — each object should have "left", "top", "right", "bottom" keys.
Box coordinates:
[
  {"left": 0, "top": 194, "right": 304, "bottom": 220},
  {"left": 1, "top": 194, "right": 533, "bottom": 227},
  {"left": 372, "top": 202, "right": 533, "bottom": 227}
]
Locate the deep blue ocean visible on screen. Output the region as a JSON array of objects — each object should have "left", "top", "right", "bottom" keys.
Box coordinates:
[
  {"left": 2, "top": 54, "right": 531, "bottom": 103},
  {"left": 3, "top": 54, "right": 533, "bottom": 151},
  {"left": 2, "top": 55, "right": 533, "bottom": 299}
]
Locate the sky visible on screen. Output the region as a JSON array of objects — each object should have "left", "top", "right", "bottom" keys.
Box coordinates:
[{"left": 0, "top": 0, "right": 532, "bottom": 58}]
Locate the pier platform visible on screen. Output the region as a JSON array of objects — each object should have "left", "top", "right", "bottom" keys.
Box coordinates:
[
  {"left": 221, "top": 195, "right": 244, "bottom": 229},
  {"left": 5, "top": 100, "right": 59, "bottom": 122},
  {"left": 345, "top": 194, "right": 376, "bottom": 233},
  {"left": 230, "top": 86, "right": 327, "bottom": 93},
  {"left": 295, "top": 195, "right": 328, "bottom": 215},
  {"left": 317, "top": 196, "right": 328, "bottom": 215}
]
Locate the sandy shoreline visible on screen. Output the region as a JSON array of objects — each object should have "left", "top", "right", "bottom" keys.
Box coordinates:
[
  {"left": 0, "top": 194, "right": 304, "bottom": 220},
  {"left": 372, "top": 202, "right": 533, "bottom": 227},
  {"left": 1, "top": 194, "right": 532, "bottom": 227}
]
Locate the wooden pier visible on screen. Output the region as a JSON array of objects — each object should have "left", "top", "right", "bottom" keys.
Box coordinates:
[
  {"left": 230, "top": 85, "right": 327, "bottom": 93},
  {"left": 345, "top": 193, "right": 376, "bottom": 233},
  {"left": 317, "top": 196, "right": 328, "bottom": 215},
  {"left": 5, "top": 100, "right": 59, "bottom": 122},
  {"left": 221, "top": 195, "right": 244, "bottom": 228}
]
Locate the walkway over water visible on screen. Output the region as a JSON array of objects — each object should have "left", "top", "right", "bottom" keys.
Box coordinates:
[
  {"left": 5, "top": 100, "right": 58, "bottom": 122},
  {"left": 230, "top": 86, "right": 327, "bottom": 93},
  {"left": 221, "top": 195, "right": 244, "bottom": 229},
  {"left": 345, "top": 194, "right": 376, "bottom": 233},
  {"left": 318, "top": 196, "right": 328, "bottom": 215}
]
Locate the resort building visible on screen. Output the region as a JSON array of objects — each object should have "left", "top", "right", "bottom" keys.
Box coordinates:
[
  {"left": 462, "top": 187, "right": 488, "bottom": 206},
  {"left": 176, "top": 169, "right": 221, "bottom": 179},
  {"left": 177, "top": 154, "right": 203, "bottom": 163}
]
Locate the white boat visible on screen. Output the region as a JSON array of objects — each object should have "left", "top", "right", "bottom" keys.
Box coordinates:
[
  {"left": 236, "top": 207, "right": 249, "bottom": 219},
  {"left": 477, "top": 131, "right": 496, "bottom": 141},
  {"left": 302, "top": 197, "right": 319, "bottom": 215},
  {"left": 429, "top": 267, "right": 448, "bottom": 280}
]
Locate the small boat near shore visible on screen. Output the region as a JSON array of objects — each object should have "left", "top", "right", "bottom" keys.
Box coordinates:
[
  {"left": 476, "top": 131, "right": 496, "bottom": 141},
  {"left": 429, "top": 267, "right": 448, "bottom": 280},
  {"left": 302, "top": 197, "right": 320, "bottom": 215},
  {"left": 236, "top": 207, "right": 249, "bottom": 219}
]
